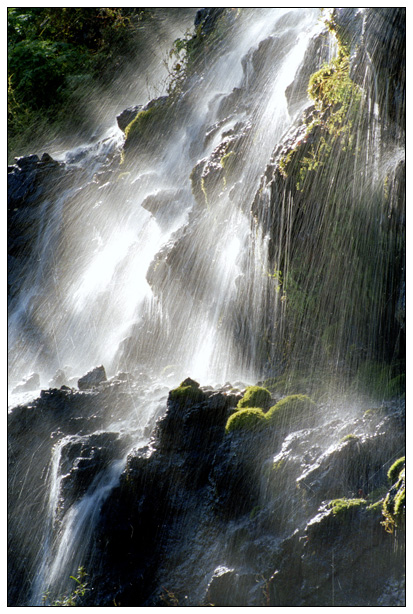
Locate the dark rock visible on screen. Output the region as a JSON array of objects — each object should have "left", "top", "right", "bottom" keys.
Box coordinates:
[
  {"left": 116, "top": 105, "right": 143, "bottom": 132},
  {"left": 58, "top": 432, "right": 125, "bottom": 514},
  {"left": 205, "top": 566, "right": 256, "bottom": 606},
  {"left": 194, "top": 8, "right": 226, "bottom": 36},
  {"left": 78, "top": 365, "right": 107, "bottom": 390}
]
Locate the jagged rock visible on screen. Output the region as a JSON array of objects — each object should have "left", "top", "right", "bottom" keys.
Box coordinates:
[
  {"left": 78, "top": 365, "right": 107, "bottom": 390},
  {"left": 12, "top": 372, "right": 40, "bottom": 393},
  {"left": 58, "top": 432, "right": 125, "bottom": 514},
  {"left": 116, "top": 105, "right": 143, "bottom": 132},
  {"left": 48, "top": 369, "right": 67, "bottom": 389}
]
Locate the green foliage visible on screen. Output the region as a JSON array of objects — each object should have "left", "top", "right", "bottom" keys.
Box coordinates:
[
  {"left": 266, "top": 394, "right": 316, "bottom": 427},
  {"left": 225, "top": 407, "right": 266, "bottom": 433},
  {"left": 328, "top": 497, "right": 367, "bottom": 519},
  {"left": 279, "top": 21, "right": 362, "bottom": 192},
  {"left": 8, "top": 38, "right": 88, "bottom": 109},
  {"left": 354, "top": 361, "right": 405, "bottom": 400},
  {"left": 7, "top": 7, "right": 152, "bottom": 157},
  {"left": 382, "top": 463, "right": 405, "bottom": 533},
  {"left": 237, "top": 385, "right": 272, "bottom": 410},
  {"left": 42, "top": 567, "right": 89, "bottom": 606},
  {"left": 387, "top": 457, "right": 405, "bottom": 484},
  {"left": 169, "top": 378, "right": 205, "bottom": 406}
]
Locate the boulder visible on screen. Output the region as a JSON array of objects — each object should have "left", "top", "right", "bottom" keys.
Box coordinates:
[
  {"left": 116, "top": 105, "right": 142, "bottom": 132},
  {"left": 78, "top": 365, "right": 107, "bottom": 390}
]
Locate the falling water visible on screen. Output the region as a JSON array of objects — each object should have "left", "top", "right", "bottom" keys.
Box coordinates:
[{"left": 8, "top": 7, "right": 405, "bottom": 606}]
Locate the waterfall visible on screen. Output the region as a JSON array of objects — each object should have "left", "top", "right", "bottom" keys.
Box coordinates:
[
  {"left": 8, "top": 8, "right": 326, "bottom": 392},
  {"left": 8, "top": 8, "right": 405, "bottom": 607}
]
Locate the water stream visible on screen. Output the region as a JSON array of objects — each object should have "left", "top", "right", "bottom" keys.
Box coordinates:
[{"left": 8, "top": 8, "right": 405, "bottom": 606}]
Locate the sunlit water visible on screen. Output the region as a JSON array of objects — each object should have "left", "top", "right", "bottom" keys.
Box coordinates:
[{"left": 8, "top": 7, "right": 404, "bottom": 606}]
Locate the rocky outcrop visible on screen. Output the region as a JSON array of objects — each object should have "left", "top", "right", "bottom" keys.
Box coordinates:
[{"left": 75, "top": 383, "right": 405, "bottom": 607}]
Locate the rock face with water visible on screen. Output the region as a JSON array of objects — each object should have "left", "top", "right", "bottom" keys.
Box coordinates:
[
  {"left": 9, "top": 378, "right": 404, "bottom": 606},
  {"left": 8, "top": 7, "right": 405, "bottom": 608}
]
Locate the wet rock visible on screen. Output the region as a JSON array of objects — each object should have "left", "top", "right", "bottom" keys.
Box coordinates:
[
  {"left": 48, "top": 369, "right": 67, "bottom": 389},
  {"left": 12, "top": 372, "right": 40, "bottom": 393},
  {"left": 78, "top": 365, "right": 107, "bottom": 390},
  {"left": 116, "top": 105, "right": 143, "bottom": 132},
  {"left": 285, "top": 29, "right": 331, "bottom": 117},
  {"left": 205, "top": 566, "right": 257, "bottom": 606},
  {"left": 194, "top": 8, "right": 225, "bottom": 36},
  {"left": 58, "top": 432, "right": 125, "bottom": 514},
  {"left": 140, "top": 188, "right": 187, "bottom": 229}
]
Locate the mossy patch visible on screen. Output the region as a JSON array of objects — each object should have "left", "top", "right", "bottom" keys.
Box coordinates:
[
  {"left": 225, "top": 407, "right": 266, "bottom": 433},
  {"left": 329, "top": 497, "right": 367, "bottom": 520},
  {"left": 387, "top": 456, "right": 405, "bottom": 484},
  {"left": 340, "top": 434, "right": 359, "bottom": 444},
  {"left": 169, "top": 377, "right": 205, "bottom": 407},
  {"left": 382, "top": 470, "right": 405, "bottom": 533},
  {"left": 266, "top": 394, "right": 316, "bottom": 428},
  {"left": 236, "top": 385, "right": 272, "bottom": 410},
  {"left": 354, "top": 360, "right": 405, "bottom": 400},
  {"left": 122, "top": 97, "right": 170, "bottom": 163}
]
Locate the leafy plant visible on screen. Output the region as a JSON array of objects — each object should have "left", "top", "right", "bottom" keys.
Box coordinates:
[{"left": 42, "top": 567, "right": 89, "bottom": 606}]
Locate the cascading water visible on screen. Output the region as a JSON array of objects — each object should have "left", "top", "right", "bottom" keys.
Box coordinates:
[{"left": 8, "top": 8, "right": 405, "bottom": 607}]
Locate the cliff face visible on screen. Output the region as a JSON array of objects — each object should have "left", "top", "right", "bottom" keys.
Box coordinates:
[{"left": 8, "top": 8, "right": 405, "bottom": 607}]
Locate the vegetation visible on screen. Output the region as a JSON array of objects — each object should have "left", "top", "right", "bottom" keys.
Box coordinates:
[
  {"left": 8, "top": 7, "right": 154, "bottom": 159},
  {"left": 122, "top": 98, "right": 171, "bottom": 163},
  {"left": 236, "top": 385, "right": 272, "bottom": 410},
  {"left": 169, "top": 378, "right": 205, "bottom": 406},
  {"left": 380, "top": 456, "right": 405, "bottom": 533},
  {"left": 339, "top": 434, "right": 359, "bottom": 444},
  {"left": 328, "top": 497, "right": 367, "bottom": 521},
  {"left": 354, "top": 361, "right": 405, "bottom": 400},
  {"left": 225, "top": 407, "right": 266, "bottom": 433},
  {"left": 387, "top": 456, "right": 405, "bottom": 484},
  {"left": 226, "top": 393, "right": 316, "bottom": 434},
  {"left": 266, "top": 394, "right": 316, "bottom": 428},
  {"left": 42, "top": 567, "right": 89, "bottom": 606}
]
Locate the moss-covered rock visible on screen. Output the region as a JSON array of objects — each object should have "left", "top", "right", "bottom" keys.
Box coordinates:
[
  {"left": 169, "top": 377, "right": 206, "bottom": 407},
  {"left": 225, "top": 407, "right": 266, "bottom": 433},
  {"left": 329, "top": 497, "right": 367, "bottom": 520},
  {"left": 387, "top": 456, "right": 405, "bottom": 484},
  {"left": 236, "top": 385, "right": 272, "bottom": 410},
  {"left": 382, "top": 457, "right": 405, "bottom": 533},
  {"left": 266, "top": 394, "right": 316, "bottom": 429}
]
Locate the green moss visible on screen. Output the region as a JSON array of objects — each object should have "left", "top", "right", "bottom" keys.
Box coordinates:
[
  {"left": 124, "top": 106, "right": 160, "bottom": 141},
  {"left": 220, "top": 150, "right": 236, "bottom": 170},
  {"left": 329, "top": 497, "right": 367, "bottom": 518},
  {"left": 382, "top": 463, "right": 405, "bottom": 533},
  {"left": 387, "top": 456, "right": 405, "bottom": 484},
  {"left": 237, "top": 385, "right": 272, "bottom": 410},
  {"left": 354, "top": 360, "right": 405, "bottom": 399},
  {"left": 340, "top": 434, "right": 359, "bottom": 444},
  {"left": 225, "top": 407, "right": 266, "bottom": 433},
  {"left": 265, "top": 394, "right": 316, "bottom": 428},
  {"left": 366, "top": 499, "right": 384, "bottom": 513},
  {"left": 279, "top": 26, "right": 362, "bottom": 192},
  {"left": 169, "top": 378, "right": 205, "bottom": 406},
  {"left": 363, "top": 407, "right": 383, "bottom": 419},
  {"left": 272, "top": 458, "right": 286, "bottom": 472},
  {"left": 393, "top": 484, "right": 405, "bottom": 517}
]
